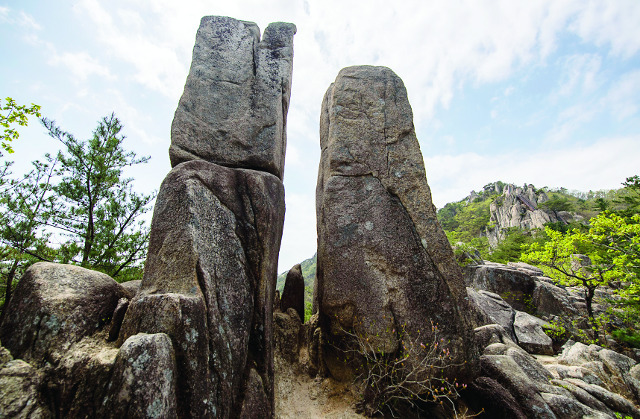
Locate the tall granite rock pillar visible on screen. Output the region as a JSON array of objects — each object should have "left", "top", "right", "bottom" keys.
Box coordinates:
[
  {"left": 316, "top": 66, "right": 477, "bottom": 381},
  {"left": 119, "top": 16, "right": 295, "bottom": 418}
]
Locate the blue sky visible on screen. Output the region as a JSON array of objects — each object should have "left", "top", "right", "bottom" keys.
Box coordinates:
[{"left": 2, "top": 0, "right": 640, "bottom": 272}]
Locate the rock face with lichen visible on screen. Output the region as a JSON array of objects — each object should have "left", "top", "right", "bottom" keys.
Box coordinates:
[
  {"left": 170, "top": 16, "right": 296, "bottom": 180},
  {"left": 119, "top": 160, "right": 285, "bottom": 417},
  {"left": 315, "top": 65, "right": 477, "bottom": 381}
]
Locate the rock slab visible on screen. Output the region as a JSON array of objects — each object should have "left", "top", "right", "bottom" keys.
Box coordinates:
[
  {"left": 170, "top": 16, "right": 296, "bottom": 180},
  {"left": 315, "top": 66, "right": 476, "bottom": 380}
]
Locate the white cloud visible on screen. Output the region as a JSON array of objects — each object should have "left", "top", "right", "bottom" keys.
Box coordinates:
[
  {"left": 546, "top": 68, "right": 640, "bottom": 142},
  {"left": 570, "top": 0, "right": 640, "bottom": 58},
  {"left": 602, "top": 70, "right": 640, "bottom": 121},
  {"left": 17, "top": 10, "right": 42, "bottom": 31},
  {"left": 7, "top": 0, "right": 640, "bottom": 270},
  {"left": 0, "top": 7, "right": 41, "bottom": 31},
  {"left": 48, "top": 51, "right": 114, "bottom": 81},
  {"left": 73, "top": 0, "right": 190, "bottom": 98},
  {"left": 556, "top": 54, "right": 602, "bottom": 97}
]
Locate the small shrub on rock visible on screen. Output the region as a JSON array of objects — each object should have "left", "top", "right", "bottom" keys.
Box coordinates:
[{"left": 336, "top": 320, "right": 472, "bottom": 418}]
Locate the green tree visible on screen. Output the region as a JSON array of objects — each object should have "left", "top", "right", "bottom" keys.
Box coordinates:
[
  {"left": 1, "top": 97, "right": 41, "bottom": 157},
  {"left": 615, "top": 175, "right": 640, "bottom": 217},
  {"left": 0, "top": 157, "right": 59, "bottom": 323},
  {"left": 486, "top": 227, "right": 539, "bottom": 264},
  {"left": 539, "top": 195, "right": 573, "bottom": 212},
  {"left": 42, "top": 114, "right": 154, "bottom": 279},
  {"left": 586, "top": 211, "right": 640, "bottom": 345},
  {"left": 521, "top": 226, "right": 621, "bottom": 341}
]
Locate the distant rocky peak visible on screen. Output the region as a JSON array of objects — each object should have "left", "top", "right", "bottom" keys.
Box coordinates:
[{"left": 487, "top": 182, "right": 564, "bottom": 248}]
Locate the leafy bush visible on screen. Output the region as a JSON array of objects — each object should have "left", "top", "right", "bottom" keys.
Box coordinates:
[
  {"left": 542, "top": 320, "right": 568, "bottom": 342},
  {"left": 612, "top": 328, "right": 640, "bottom": 348}
]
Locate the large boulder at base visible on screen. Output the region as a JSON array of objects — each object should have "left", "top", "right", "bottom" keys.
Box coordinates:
[
  {"left": 280, "top": 264, "right": 305, "bottom": 321},
  {"left": 531, "top": 280, "right": 582, "bottom": 319},
  {"left": 119, "top": 160, "right": 285, "bottom": 418},
  {"left": 315, "top": 66, "right": 477, "bottom": 381},
  {"left": 467, "top": 377, "right": 527, "bottom": 419},
  {"left": 102, "top": 333, "right": 177, "bottom": 418},
  {"left": 479, "top": 354, "right": 557, "bottom": 418},
  {"left": 0, "top": 359, "right": 51, "bottom": 418},
  {"left": 43, "top": 335, "right": 118, "bottom": 417},
  {"left": 170, "top": 16, "right": 296, "bottom": 180},
  {"left": 540, "top": 392, "right": 609, "bottom": 419},
  {"left": 507, "top": 261, "right": 544, "bottom": 277},
  {"left": 0, "top": 262, "right": 126, "bottom": 364},
  {"left": 472, "top": 329, "right": 640, "bottom": 418}
]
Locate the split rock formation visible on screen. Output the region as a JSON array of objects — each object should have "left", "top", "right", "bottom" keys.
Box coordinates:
[{"left": 170, "top": 16, "right": 296, "bottom": 180}]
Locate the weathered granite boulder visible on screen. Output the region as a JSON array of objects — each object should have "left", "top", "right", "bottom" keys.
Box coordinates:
[
  {"left": 564, "top": 378, "right": 640, "bottom": 417},
  {"left": 507, "top": 261, "right": 544, "bottom": 276},
  {"left": 102, "top": 333, "right": 178, "bottom": 418},
  {"left": 120, "top": 280, "right": 141, "bottom": 300},
  {"left": 46, "top": 336, "right": 119, "bottom": 417},
  {"left": 540, "top": 392, "right": 609, "bottom": 419},
  {"left": 280, "top": 263, "right": 305, "bottom": 321},
  {"left": 479, "top": 354, "right": 558, "bottom": 418},
  {"left": 465, "top": 263, "right": 536, "bottom": 312},
  {"left": 558, "top": 341, "right": 640, "bottom": 405},
  {"left": 467, "top": 288, "right": 517, "bottom": 341},
  {"left": 273, "top": 308, "right": 302, "bottom": 364},
  {"left": 0, "top": 262, "right": 126, "bottom": 365},
  {"left": 170, "top": 16, "right": 296, "bottom": 180},
  {"left": 513, "top": 311, "right": 554, "bottom": 355},
  {"left": 315, "top": 66, "right": 477, "bottom": 381},
  {"left": 467, "top": 376, "right": 528, "bottom": 419},
  {"left": 119, "top": 160, "right": 285, "bottom": 418},
  {"left": 471, "top": 329, "right": 640, "bottom": 418},
  {"left": 532, "top": 280, "right": 583, "bottom": 320},
  {"left": 0, "top": 358, "right": 51, "bottom": 418}
]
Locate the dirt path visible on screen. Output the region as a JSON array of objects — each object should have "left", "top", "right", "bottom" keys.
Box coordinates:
[{"left": 274, "top": 356, "right": 365, "bottom": 419}]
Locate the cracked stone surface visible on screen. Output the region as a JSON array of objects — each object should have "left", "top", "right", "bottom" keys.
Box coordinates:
[
  {"left": 170, "top": 16, "right": 296, "bottom": 180},
  {"left": 0, "top": 263, "right": 126, "bottom": 366},
  {"left": 119, "top": 159, "right": 285, "bottom": 418},
  {"left": 103, "top": 333, "right": 177, "bottom": 418},
  {"left": 315, "top": 65, "right": 477, "bottom": 382}
]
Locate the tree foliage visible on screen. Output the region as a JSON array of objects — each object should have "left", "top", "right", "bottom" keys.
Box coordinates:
[
  {"left": 0, "top": 112, "right": 154, "bottom": 320},
  {"left": 0, "top": 158, "right": 59, "bottom": 323},
  {"left": 0, "top": 97, "right": 41, "bottom": 156},
  {"left": 539, "top": 195, "right": 573, "bottom": 212},
  {"left": 486, "top": 228, "right": 541, "bottom": 264},
  {"left": 521, "top": 226, "right": 618, "bottom": 340},
  {"left": 522, "top": 205, "right": 640, "bottom": 344},
  {"left": 42, "top": 114, "right": 155, "bottom": 278}
]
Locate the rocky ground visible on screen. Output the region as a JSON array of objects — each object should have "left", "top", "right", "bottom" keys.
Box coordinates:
[
  {"left": 275, "top": 355, "right": 364, "bottom": 419},
  {"left": 271, "top": 259, "right": 640, "bottom": 418}
]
